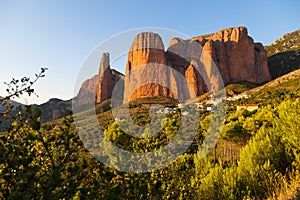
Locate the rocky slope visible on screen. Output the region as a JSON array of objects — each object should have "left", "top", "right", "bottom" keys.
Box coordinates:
[
  {"left": 265, "top": 29, "right": 300, "bottom": 79},
  {"left": 265, "top": 29, "right": 300, "bottom": 57},
  {"left": 76, "top": 75, "right": 98, "bottom": 106}
]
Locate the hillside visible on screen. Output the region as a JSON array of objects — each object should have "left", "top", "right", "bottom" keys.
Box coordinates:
[
  {"left": 233, "top": 69, "right": 300, "bottom": 105},
  {"left": 35, "top": 98, "right": 72, "bottom": 123},
  {"left": 265, "top": 29, "right": 300, "bottom": 57},
  {"left": 265, "top": 29, "right": 300, "bottom": 78},
  {"left": 0, "top": 97, "right": 72, "bottom": 131},
  {"left": 225, "top": 81, "right": 259, "bottom": 97},
  {"left": 245, "top": 68, "right": 300, "bottom": 94}
]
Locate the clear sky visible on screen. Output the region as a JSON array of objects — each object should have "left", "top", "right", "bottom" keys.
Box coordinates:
[{"left": 0, "top": 0, "right": 299, "bottom": 104}]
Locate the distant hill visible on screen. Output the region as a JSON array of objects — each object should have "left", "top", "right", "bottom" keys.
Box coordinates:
[
  {"left": 265, "top": 29, "right": 300, "bottom": 57},
  {"left": 0, "top": 97, "right": 72, "bottom": 131},
  {"left": 34, "top": 98, "right": 72, "bottom": 123},
  {"left": 0, "top": 96, "right": 23, "bottom": 112},
  {"left": 265, "top": 29, "right": 300, "bottom": 78},
  {"left": 0, "top": 96, "right": 23, "bottom": 106}
]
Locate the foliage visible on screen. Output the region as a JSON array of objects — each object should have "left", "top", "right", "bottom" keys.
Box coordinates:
[
  {"left": 0, "top": 70, "right": 300, "bottom": 199},
  {"left": 225, "top": 82, "right": 258, "bottom": 97},
  {"left": 235, "top": 75, "right": 300, "bottom": 106}
]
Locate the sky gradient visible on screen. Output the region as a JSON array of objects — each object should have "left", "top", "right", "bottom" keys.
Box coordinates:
[{"left": 0, "top": 0, "right": 299, "bottom": 104}]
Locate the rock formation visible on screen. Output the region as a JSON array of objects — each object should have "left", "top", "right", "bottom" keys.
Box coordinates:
[
  {"left": 185, "top": 60, "right": 207, "bottom": 97},
  {"left": 123, "top": 26, "right": 271, "bottom": 102},
  {"left": 77, "top": 52, "right": 124, "bottom": 106},
  {"left": 76, "top": 75, "right": 98, "bottom": 105},
  {"left": 95, "top": 52, "right": 124, "bottom": 103},
  {"left": 124, "top": 32, "right": 178, "bottom": 102},
  {"left": 78, "top": 26, "right": 271, "bottom": 104},
  {"left": 191, "top": 26, "right": 271, "bottom": 84}
]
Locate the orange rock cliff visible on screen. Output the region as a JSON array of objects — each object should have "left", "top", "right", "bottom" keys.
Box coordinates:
[{"left": 77, "top": 26, "right": 271, "bottom": 104}]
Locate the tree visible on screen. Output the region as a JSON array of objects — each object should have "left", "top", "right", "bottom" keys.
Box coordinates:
[{"left": 0, "top": 69, "right": 91, "bottom": 199}]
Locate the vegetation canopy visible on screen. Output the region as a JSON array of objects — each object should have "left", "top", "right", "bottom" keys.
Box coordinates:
[{"left": 0, "top": 68, "right": 299, "bottom": 199}]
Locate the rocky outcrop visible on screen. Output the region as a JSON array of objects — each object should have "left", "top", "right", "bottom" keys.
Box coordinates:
[
  {"left": 191, "top": 26, "right": 271, "bottom": 84},
  {"left": 96, "top": 52, "right": 124, "bottom": 103},
  {"left": 77, "top": 52, "right": 124, "bottom": 106},
  {"left": 126, "top": 32, "right": 166, "bottom": 73},
  {"left": 185, "top": 60, "right": 207, "bottom": 97},
  {"left": 124, "top": 32, "right": 177, "bottom": 102},
  {"left": 76, "top": 75, "right": 98, "bottom": 105}
]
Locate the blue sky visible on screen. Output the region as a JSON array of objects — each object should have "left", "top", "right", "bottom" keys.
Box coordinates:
[{"left": 0, "top": 0, "right": 299, "bottom": 104}]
